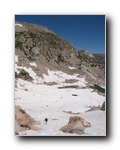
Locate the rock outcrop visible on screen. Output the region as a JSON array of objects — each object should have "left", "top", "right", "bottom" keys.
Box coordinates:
[
  {"left": 101, "top": 101, "right": 105, "bottom": 111},
  {"left": 15, "top": 106, "right": 41, "bottom": 134},
  {"left": 60, "top": 116, "right": 91, "bottom": 135},
  {"left": 60, "top": 121, "right": 85, "bottom": 135},
  {"left": 68, "top": 116, "right": 91, "bottom": 127}
]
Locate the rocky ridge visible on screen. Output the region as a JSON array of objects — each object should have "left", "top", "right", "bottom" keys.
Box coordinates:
[{"left": 15, "top": 21, "right": 105, "bottom": 87}]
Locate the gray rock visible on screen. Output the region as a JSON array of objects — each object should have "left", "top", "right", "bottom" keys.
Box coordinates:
[
  {"left": 32, "top": 47, "right": 41, "bottom": 56},
  {"left": 60, "top": 116, "right": 91, "bottom": 135},
  {"left": 101, "top": 101, "right": 105, "bottom": 111},
  {"left": 19, "top": 56, "right": 30, "bottom": 66},
  {"left": 60, "top": 121, "right": 85, "bottom": 135}
]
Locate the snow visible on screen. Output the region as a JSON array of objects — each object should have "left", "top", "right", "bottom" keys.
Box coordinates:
[
  {"left": 15, "top": 60, "right": 42, "bottom": 83},
  {"left": 15, "top": 23, "right": 23, "bottom": 27},
  {"left": 69, "top": 66, "right": 76, "bottom": 70},
  {"left": 15, "top": 65, "right": 37, "bottom": 78},
  {"left": 15, "top": 56, "right": 106, "bottom": 136},
  {"left": 15, "top": 58, "right": 86, "bottom": 86},
  {"left": 79, "top": 111, "right": 106, "bottom": 136},
  {"left": 43, "top": 69, "right": 86, "bottom": 87},
  {"left": 19, "top": 111, "right": 106, "bottom": 136},
  {"left": 30, "top": 62, "right": 37, "bottom": 67},
  {"left": 15, "top": 78, "right": 106, "bottom": 136},
  {"left": 15, "top": 55, "right": 18, "bottom": 63}
]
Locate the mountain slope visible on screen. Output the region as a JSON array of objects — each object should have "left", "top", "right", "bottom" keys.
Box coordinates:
[
  {"left": 15, "top": 21, "right": 106, "bottom": 136},
  {"left": 15, "top": 21, "right": 105, "bottom": 86}
]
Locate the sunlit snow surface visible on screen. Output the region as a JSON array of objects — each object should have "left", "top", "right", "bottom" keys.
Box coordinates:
[
  {"left": 69, "top": 66, "right": 76, "bottom": 70},
  {"left": 15, "top": 23, "right": 23, "bottom": 27},
  {"left": 15, "top": 55, "right": 106, "bottom": 136},
  {"left": 43, "top": 69, "right": 86, "bottom": 87},
  {"left": 30, "top": 62, "right": 37, "bottom": 67}
]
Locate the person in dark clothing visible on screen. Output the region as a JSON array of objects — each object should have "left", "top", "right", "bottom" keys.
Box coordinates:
[{"left": 45, "top": 118, "right": 48, "bottom": 124}]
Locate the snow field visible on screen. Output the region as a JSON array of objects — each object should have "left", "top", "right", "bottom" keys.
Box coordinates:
[
  {"left": 15, "top": 79, "right": 105, "bottom": 136},
  {"left": 15, "top": 55, "right": 106, "bottom": 136}
]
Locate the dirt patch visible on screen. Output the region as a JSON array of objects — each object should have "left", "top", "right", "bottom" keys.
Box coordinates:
[
  {"left": 58, "top": 85, "right": 79, "bottom": 89},
  {"left": 63, "top": 79, "right": 79, "bottom": 84},
  {"left": 43, "top": 81, "right": 58, "bottom": 86}
]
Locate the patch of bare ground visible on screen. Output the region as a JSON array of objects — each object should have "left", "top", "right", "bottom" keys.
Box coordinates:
[
  {"left": 63, "top": 79, "right": 79, "bottom": 84},
  {"left": 15, "top": 69, "right": 33, "bottom": 81},
  {"left": 62, "top": 110, "right": 80, "bottom": 115},
  {"left": 43, "top": 81, "right": 58, "bottom": 86},
  {"left": 58, "top": 85, "right": 79, "bottom": 89}
]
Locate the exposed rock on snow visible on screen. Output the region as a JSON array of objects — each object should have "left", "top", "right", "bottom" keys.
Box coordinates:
[
  {"left": 101, "top": 101, "right": 105, "bottom": 111},
  {"left": 58, "top": 85, "right": 79, "bottom": 89},
  {"left": 68, "top": 116, "right": 91, "bottom": 127},
  {"left": 15, "top": 131, "right": 19, "bottom": 135},
  {"left": 85, "top": 106, "right": 101, "bottom": 112},
  {"left": 60, "top": 121, "right": 85, "bottom": 135},
  {"left": 63, "top": 79, "right": 79, "bottom": 84},
  {"left": 15, "top": 106, "right": 41, "bottom": 133},
  {"left": 60, "top": 116, "right": 91, "bottom": 135},
  {"left": 62, "top": 110, "right": 80, "bottom": 115},
  {"left": 43, "top": 81, "right": 58, "bottom": 86},
  {"left": 16, "top": 69, "right": 33, "bottom": 81}
]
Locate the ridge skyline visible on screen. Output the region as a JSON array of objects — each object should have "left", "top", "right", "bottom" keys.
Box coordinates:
[{"left": 15, "top": 15, "right": 105, "bottom": 54}]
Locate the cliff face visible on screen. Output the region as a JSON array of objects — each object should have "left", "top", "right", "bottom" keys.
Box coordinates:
[{"left": 15, "top": 21, "right": 105, "bottom": 86}]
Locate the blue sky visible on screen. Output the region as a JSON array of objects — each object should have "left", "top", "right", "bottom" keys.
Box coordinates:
[{"left": 15, "top": 15, "right": 105, "bottom": 54}]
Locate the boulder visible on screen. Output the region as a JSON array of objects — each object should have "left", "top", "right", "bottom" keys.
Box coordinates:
[
  {"left": 60, "top": 116, "right": 91, "bottom": 135},
  {"left": 101, "top": 101, "right": 105, "bottom": 111},
  {"left": 60, "top": 121, "right": 85, "bottom": 135},
  {"left": 15, "top": 106, "right": 41, "bottom": 133},
  {"left": 68, "top": 116, "right": 91, "bottom": 127}
]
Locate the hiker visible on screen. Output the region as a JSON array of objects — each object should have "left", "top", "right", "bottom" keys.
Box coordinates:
[{"left": 45, "top": 118, "right": 48, "bottom": 124}]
